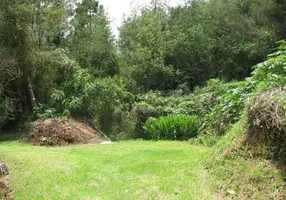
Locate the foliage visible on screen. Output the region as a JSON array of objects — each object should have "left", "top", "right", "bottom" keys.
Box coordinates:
[
  {"left": 47, "top": 56, "right": 133, "bottom": 135},
  {"left": 119, "top": 0, "right": 284, "bottom": 91},
  {"left": 0, "top": 0, "right": 285, "bottom": 143},
  {"left": 131, "top": 79, "right": 244, "bottom": 138},
  {"left": 167, "top": 1, "right": 215, "bottom": 87},
  {"left": 134, "top": 79, "right": 244, "bottom": 137},
  {"left": 204, "top": 40, "right": 286, "bottom": 136},
  {"left": 136, "top": 79, "right": 227, "bottom": 117},
  {"left": 207, "top": 43, "right": 286, "bottom": 198},
  {"left": 87, "top": 77, "right": 134, "bottom": 135},
  {"left": 143, "top": 115, "right": 201, "bottom": 140},
  {"left": 137, "top": 91, "right": 198, "bottom": 116},
  {"left": 128, "top": 101, "right": 156, "bottom": 139},
  {"left": 119, "top": 6, "right": 176, "bottom": 91},
  {"left": 193, "top": 79, "right": 231, "bottom": 117},
  {"left": 248, "top": 41, "right": 286, "bottom": 89},
  {"left": 202, "top": 81, "right": 253, "bottom": 135},
  {"left": 67, "top": 0, "right": 118, "bottom": 77},
  {"left": 0, "top": 0, "right": 74, "bottom": 126}
]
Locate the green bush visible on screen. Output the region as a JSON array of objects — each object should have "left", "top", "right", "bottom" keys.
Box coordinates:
[
  {"left": 248, "top": 40, "right": 286, "bottom": 90},
  {"left": 137, "top": 79, "right": 238, "bottom": 119},
  {"left": 39, "top": 56, "right": 134, "bottom": 136},
  {"left": 143, "top": 115, "right": 201, "bottom": 140},
  {"left": 202, "top": 81, "right": 252, "bottom": 135},
  {"left": 137, "top": 91, "right": 198, "bottom": 116}
]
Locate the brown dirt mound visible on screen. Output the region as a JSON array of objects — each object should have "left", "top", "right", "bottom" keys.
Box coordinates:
[{"left": 30, "top": 118, "right": 106, "bottom": 146}]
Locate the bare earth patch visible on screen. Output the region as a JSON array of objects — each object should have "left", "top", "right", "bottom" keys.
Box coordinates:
[{"left": 30, "top": 118, "right": 106, "bottom": 146}]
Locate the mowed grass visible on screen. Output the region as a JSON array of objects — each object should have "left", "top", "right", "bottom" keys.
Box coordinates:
[{"left": 0, "top": 136, "right": 213, "bottom": 200}]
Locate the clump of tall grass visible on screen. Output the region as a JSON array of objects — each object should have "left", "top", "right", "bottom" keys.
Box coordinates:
[{"left": 143, "top": 115, "right": 201, "bottom": 140}]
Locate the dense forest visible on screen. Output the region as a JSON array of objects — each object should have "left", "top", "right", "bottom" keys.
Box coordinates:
[{"left": 0, "top": 0, "right": 285, "bottom": 139}]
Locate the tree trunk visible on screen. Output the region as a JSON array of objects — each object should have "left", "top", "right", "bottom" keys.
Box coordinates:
[{"left": 27, "top": 76, "right": 37, "bottom": 111}]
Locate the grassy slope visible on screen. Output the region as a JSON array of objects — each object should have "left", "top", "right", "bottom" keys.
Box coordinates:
[
  {"left": 209, "top": 118, "right": 286, "bottom": 199},
  {"left": 0, "top": 136, "right": 213, "bottom": 200}
]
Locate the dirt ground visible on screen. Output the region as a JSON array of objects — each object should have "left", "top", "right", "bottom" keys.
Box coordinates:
[{"left": 30, "top": 118, "right": 106, "bottom": 146}]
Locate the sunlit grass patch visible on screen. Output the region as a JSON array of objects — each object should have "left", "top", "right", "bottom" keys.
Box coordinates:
[{"left": 0, "top": 140, "right": 213, "bottom": 200}]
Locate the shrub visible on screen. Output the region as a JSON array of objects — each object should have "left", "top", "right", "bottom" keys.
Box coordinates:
[
  {"left": 193, "top": 79, "right": 226, "bottom": 95},
  {"left": 201, "top": 41, "right": 286, "bottom": 136},
  {"left": 138, "top": 79, "right": 239, "bottom": 119},
  {"left": 143, "top": 115, "right": 201, "bottom": 140},
  {"left": 248, "top": 40, "right": 286, "bottom": 90},
  {"left": 137, "top": 91, "right": 199, "bottom": 116},
  {"left": 131, "top": 101, "right": 156, "bottom": 138},
  {"left": 201, "top": 81, "right": 253, "bottom": 135},
  {"left": 45, "top": 57, "right": 134, "bottom": 136},
  {"left": 244, "top": 41, "right": 286, "bottom": 158}
]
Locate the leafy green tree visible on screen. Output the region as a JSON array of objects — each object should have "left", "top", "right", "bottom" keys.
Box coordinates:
[
  {"left": 206, "top": 0, "right": 277, "bottom": 80},
  {"left": 166, "top": 0, "right": 214, "bottom": 88},
  {"left": 66, "top": 0, "right": 118, "bottom": 77},
  {"left": 119, "top": 0, "right": 283, "bottom": 90},
  {"left": 119, "top": 4, "right": 175, "bottom": 91},
  {"left": 0, "top": 0, "right": 74, "bottom": 126},
  {"left": 30, "top": 0, "right": 73, "bottom": 49}
]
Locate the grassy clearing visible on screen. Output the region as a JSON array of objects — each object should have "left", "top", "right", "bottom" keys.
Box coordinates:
[
  {"left": 1, "top": 122, "right": 285, "bottom": 200},
  {"left": 0, "top": 135, "right": 213, "bottom": 200}
]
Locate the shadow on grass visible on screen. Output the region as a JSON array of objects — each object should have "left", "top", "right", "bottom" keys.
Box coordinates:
[
  {"left": 273, "top": 155, "right": 286, "bottom": 183},
  {"left": 0, "top": 131, "right": 29, "bottom": 143},
  {"left": 271, "top": 157, "right": 286, "bottom": 199},
  {"left": 244, "top": 128, "right": 286, "bottom": 198}
]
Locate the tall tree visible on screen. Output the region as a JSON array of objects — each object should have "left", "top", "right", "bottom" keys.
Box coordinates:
[
  {"left": 66, "top": 0, "right": 118, "bottom": 77},
  {"left": 166, "top": 0, "right": 214, "bottom": 88},
  {"left": 119, "top": 4, "right": 175, "bottom": 91},
  {"left": 119, "top": 0, "right": 283, "bottom": 91},
  {"left": 0, "top": 0, "right": 74, "bottom": 126}
]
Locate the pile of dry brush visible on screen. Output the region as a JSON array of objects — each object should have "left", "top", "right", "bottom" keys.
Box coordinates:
[{"left": 246, "top": 88, "right": 286, "bottom": 159}]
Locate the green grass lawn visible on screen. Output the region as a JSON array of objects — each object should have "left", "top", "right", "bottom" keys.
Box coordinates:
[{"left": 0, "top": 137, "right": 213, "bottom": 200}]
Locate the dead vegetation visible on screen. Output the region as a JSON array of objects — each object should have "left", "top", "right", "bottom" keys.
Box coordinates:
[
  {"left": 30, "top": 118, "right": 106, "bottom": 146},
  {"left": 248, "top": 88, "right": 286, "bottom": 132},
  {"left": 0, "top": 162, "right": 13, "bottom": 200},
  {"left": 246, "top": 88, "right": 286, "bottom": 162}
]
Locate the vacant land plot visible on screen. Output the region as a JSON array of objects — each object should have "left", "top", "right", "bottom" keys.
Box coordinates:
[{"left": 0, "top": 137, "right": 212, "bottom": 200}]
